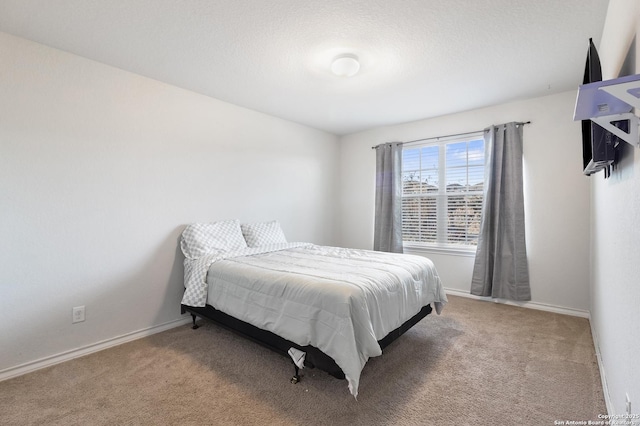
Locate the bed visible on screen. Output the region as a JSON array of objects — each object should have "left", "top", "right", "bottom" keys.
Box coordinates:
[{"left": 180, "top": 220, "right": 447, "bottom": 397}]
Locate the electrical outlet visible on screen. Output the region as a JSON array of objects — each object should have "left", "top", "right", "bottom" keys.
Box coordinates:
[
  {"left": 626, "top": 393, "right": 632, "bottom": 415},
  {"left": 72, "top": 306, "right": 85, "bottom": 323}
]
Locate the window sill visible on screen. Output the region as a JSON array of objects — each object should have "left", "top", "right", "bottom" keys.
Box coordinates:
[{"left": 403, "top": 243, "right": 477, "bottom": 258}]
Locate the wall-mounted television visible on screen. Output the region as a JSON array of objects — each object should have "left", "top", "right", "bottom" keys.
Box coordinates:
[{"left": 581, "top": 38, "right": 628, "bottom": 178}]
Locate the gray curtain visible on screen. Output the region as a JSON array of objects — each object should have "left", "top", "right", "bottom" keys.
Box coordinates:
[
  {"left": 471, "top": 122, "right": 530, "bottom": 301},
  {"left": 373, "top": 142, "right": 403, "bottom": 253}
]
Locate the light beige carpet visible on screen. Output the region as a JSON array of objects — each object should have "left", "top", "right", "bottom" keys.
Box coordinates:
[{"left": 0, "top": 296, "right": 606, "bottom": 425}]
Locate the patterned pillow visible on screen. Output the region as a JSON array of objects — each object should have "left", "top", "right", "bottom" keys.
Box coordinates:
[
  {"left": 241, "top": 220, "right": 287, "bottom": 247},
  {"left": 181, "top": 220, "right": 247, "bottom": 259}
]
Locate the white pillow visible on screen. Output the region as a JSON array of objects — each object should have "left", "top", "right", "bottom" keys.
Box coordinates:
[
  {"left": 181, "top": 220, "right": 247, "bottom": 259},
  {"left": 241, "top": 220, "right": 287, "bottom": 247}
]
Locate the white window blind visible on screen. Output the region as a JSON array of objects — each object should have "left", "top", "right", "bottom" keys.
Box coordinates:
[{"left": 401, "top": 134, "right": 485, "bottom": 249}]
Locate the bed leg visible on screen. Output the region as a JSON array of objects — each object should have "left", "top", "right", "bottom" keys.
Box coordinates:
[
  {"left": 291, "top": 365, "right": 301, "bottom": 384},
  {"left": 191, "top": 314, "right": 199, "bottom": 330}
]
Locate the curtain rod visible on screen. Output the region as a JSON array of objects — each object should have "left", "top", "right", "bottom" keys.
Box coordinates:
[{"left": 371, "top": 121, "right": 531, "bottom": 149}]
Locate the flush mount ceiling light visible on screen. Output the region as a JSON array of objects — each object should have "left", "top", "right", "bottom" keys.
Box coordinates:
[{"left": 331, "top": 54, "right": 360, "bottom": 77}]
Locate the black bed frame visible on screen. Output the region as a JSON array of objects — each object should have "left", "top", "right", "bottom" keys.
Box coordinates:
[{"left": 181, "top": 303, "right": 433, "bottom": 384}]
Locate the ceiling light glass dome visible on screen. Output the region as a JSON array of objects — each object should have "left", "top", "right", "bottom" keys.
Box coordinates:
[{"left": 331, "top": 54, "right": 360, "bottom": 77}]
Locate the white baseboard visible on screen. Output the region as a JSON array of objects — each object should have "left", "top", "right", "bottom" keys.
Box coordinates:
[
  {"left": 444, "top": 288, "right": 590, "bottom": 318},
  {"left": 1, "top": 296, "right": 612, "bottom": 416},
  {"left": 0, "top": 316, "right": 191, "bottom": 383},
  {"left": 589, "top": 316, "right": 613, "bottom": 415}
]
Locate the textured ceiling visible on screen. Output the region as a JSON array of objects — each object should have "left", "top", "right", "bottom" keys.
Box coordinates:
[{"left": 0, "top": 0, "right": 610, "bottom": 135}]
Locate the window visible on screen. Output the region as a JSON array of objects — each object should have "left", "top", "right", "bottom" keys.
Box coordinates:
[{"left": 401, "top": 134, "right": 485, "bottom": 250}]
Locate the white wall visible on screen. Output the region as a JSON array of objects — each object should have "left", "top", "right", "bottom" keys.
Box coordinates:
[
  {"left": 591, "top": 0, "right": 640, "bottom": 415},
  {"left": 338, "top": 90, "right": 591, "bottom": 312},
  {"left": 0, "top": 32, "right": 339, "bottom": 373}
]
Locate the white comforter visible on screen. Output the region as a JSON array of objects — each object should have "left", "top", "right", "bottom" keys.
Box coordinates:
[{"left": 185, "top": 244, "right": 447, "bottom": 397}]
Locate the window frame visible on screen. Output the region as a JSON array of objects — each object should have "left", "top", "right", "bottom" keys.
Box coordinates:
[{"left": 401, "top": 132, "right": 485, "bottom": 255}]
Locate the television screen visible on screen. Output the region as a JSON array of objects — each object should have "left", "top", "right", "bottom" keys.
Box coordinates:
[
  {"left": 580, "top": 38, "right": 628, "bottom": 178},
  {"left": 581, "top": 38, "right": 616, "bottom": 177}
]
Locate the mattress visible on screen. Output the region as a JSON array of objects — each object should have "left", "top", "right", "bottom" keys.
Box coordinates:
[{"left": 201, "top": 244, "right": 447, "bottom": 397}]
